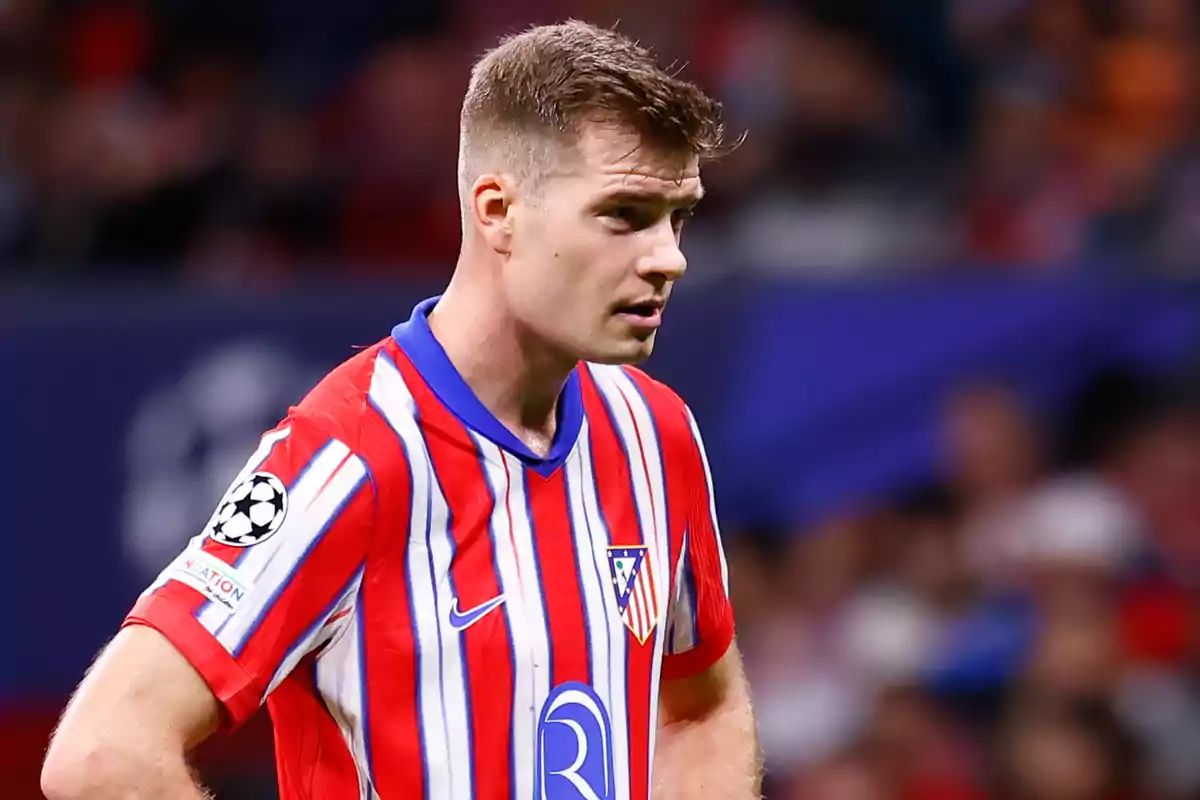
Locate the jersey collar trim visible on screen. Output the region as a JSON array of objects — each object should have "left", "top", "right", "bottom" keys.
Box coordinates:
[{"left": 391, "top": 296, "right": 584, "bottom": 476}]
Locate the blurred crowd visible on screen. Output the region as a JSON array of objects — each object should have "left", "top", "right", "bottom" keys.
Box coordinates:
[
  {"left": 1, "top": 0, "right": 1200, "bottom": 283},
  {"left": 733, "top": 366, "right": 1200, "bottom": 800}
]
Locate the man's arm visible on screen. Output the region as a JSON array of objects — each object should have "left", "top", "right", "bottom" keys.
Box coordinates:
[
  {"left": 41, "top": 625, "right": 220, "bottom": 800},
  {"left": 653, "top": 643, "right": 762, "bottom": 800},
  {"left": 42, "top": 418, "right": 377, "bottom": 799}
]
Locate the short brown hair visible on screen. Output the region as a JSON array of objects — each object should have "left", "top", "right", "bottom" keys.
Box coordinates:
[{"left": 458, "top": 20, "right": 729, "bottom": 193}]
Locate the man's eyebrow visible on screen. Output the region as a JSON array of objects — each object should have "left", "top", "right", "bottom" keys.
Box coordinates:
[{"left": 596, "top": 187, "right": 706, "bottom": 206}]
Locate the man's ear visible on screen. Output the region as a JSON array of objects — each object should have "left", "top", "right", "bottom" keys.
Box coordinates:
[{"left": 470, "top": 173, "right": 516, "bottom": 255}]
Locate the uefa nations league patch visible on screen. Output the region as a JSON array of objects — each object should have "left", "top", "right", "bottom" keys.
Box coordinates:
[{"left": 206, "top": 472, "right": 289, "bottom": 547}]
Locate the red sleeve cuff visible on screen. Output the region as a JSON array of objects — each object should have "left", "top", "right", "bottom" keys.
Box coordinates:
[
  {"left": 123, "top": 593, "right": 263, "bottom": 730},
  {"left": 660, "top": 613, "right": 735, "bottom": 681}
]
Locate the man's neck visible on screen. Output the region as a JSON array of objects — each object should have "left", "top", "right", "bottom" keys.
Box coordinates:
[{"left": 426, "top": 284, "right": 576, "bottom": 456}]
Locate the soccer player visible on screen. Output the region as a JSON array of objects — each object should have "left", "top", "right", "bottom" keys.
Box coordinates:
[{"left": 43, "top": 20, "right": 760, "bottom": 800}]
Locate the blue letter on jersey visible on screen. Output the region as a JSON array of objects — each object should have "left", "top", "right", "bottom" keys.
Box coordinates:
[{"left": 536, "top": 682, "right": 615, "bottom": 800}]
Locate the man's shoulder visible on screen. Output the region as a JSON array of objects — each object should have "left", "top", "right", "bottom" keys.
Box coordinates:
[
  {"left": 582, "top": 363, "right": 695, "bottom": 441},
  {"left": 289, "top": 337, "right": 397, "bottom": 450}
]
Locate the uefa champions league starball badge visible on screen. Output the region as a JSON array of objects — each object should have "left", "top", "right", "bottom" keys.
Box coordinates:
[{"left": 205, "top": 472, "right": 289, "bottom": 547}]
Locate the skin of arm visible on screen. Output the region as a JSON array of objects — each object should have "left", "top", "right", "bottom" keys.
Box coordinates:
[
  {"left": 653, "top": 643, "right": 762, "bottom": 799},
  {"left": 41, "top": 625, "right": 221, "bottom": 800}
]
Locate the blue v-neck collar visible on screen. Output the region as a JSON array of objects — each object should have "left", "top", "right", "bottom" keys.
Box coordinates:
[{"left": 391, "top": 297, "right": 584, "bottom": 477}]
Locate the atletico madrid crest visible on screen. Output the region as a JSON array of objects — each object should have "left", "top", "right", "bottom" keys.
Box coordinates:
[{"left": 606, "top": 546, "right": 659, "bottom": 644}]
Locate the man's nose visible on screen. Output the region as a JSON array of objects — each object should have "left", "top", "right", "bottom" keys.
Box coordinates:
[{"left": 636, "top": 224, "right": 687, "bottom": 282}]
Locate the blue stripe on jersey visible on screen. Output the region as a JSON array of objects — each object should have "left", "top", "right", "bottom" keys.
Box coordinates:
[
  {"left": 683, "top": 535, "right": 701, "bottom": 650},
  {"left": 230, "top": 469, "right": 368, "bottom": 659},
  {"left": 665, "top": 533, "right": 682, "bottom": 655}
]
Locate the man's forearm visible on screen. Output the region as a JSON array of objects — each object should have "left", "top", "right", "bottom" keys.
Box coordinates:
[
  {"left": 41, "top": 747, "right": 212, "bottom": 800},
  {"left": 652, "top": 679, "right": 762, "bottom": 799}
]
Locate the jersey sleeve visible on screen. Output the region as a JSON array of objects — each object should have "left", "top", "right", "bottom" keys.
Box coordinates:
[
  {"left": 122, "top": 415, "right": 376, "bottom": 729},
  {"left": 662, "top": 405, "right": 735, "bottom": 680}
]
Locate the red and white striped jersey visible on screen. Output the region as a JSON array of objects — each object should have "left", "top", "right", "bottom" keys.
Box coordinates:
[{"left": 125, "top": 297, "right": 735, "bottom": 800}]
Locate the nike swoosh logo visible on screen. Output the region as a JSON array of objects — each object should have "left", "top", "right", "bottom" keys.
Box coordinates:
[{"left": 447, "top": 594, "right": 507, "bottom": 631}]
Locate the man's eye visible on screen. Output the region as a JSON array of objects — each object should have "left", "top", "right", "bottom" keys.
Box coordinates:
[
  {"left": 672, "top": 208, "right": 695, "bottom": 231},
  {"left": 606, "top": 205, "right": 653, "bottom": 231}
]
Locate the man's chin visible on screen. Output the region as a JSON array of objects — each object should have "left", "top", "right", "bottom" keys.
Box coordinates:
[{"left": 585, "top": 336, "right": 655, "bottom": 366}]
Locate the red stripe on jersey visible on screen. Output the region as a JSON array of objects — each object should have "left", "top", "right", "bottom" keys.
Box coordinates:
[
  {"left": 323, "top": 607, "right": 353, "bottom": 628},
  {"left": 580, "top": 370, "right": 651, "bottom": 800},
  {"left": 270, "top": 653, "right": 362, "bottom": 799},
  {"left": 358, "top": 381, "right": 426, "bottom": 798},
  {"left": 527, "top": 469, "right": 590, "bottom": 687},
  {"left": 393, "top": 348, "right": 516, "bottom": 800}
]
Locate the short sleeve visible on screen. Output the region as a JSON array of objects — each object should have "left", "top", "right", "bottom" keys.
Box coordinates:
[
  {"left": 123, "top": 415, "right": 375, "bottom": 729},
  {"left": 662, "top": 406, "right": 734, "bottom": 681}
]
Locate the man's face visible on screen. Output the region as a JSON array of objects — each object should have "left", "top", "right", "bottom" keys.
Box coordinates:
[{"left": 503, "top": 123, "right": 703, "bottom": 365}]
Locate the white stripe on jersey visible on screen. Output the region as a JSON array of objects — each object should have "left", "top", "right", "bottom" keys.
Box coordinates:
[
  {"left": 369, "top": 353, "right": 473, "bottom": 800},
  {"left": 564, "top": 421, "right": 614, "bottom": 736},
  {"left": 502, "top": 451, "right": 552, "bottom": 709},
  {"left": 576, "top": 428, "right": 632, "bottom": 800},
  {"left": 473, "top": 436, "right": 538, "bottom": 800},
  {"left": 316, "top": 602, "right": 373, "bottom": 800},
  {"left": 596, "top": 366, "right": 673, "bottom": 788},
  {"left": 144, "top": 425, "right": 293, "bottom": 601},
  {"left": 684, "top": 406, "right": 729, "bottom": 593},
  {"left": 213, "top": 443, "right": 366, "bottom": 651}
]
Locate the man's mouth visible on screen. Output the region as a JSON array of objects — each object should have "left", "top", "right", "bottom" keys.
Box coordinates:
[
  {"left": 615, "top": 299, "right": 665, "bottom": 328},
  {"left": 617, "top": 301, "right": 662, "bottom": 318}
]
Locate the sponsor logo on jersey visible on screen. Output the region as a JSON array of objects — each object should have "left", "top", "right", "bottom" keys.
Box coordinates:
[{"left": 536, "top": 682, "right": 615, "bottom": 800}]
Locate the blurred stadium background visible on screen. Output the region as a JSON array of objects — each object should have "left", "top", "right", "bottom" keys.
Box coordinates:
[{"left": 4, "top": 0, "right": 1200, "bottom": 798}]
